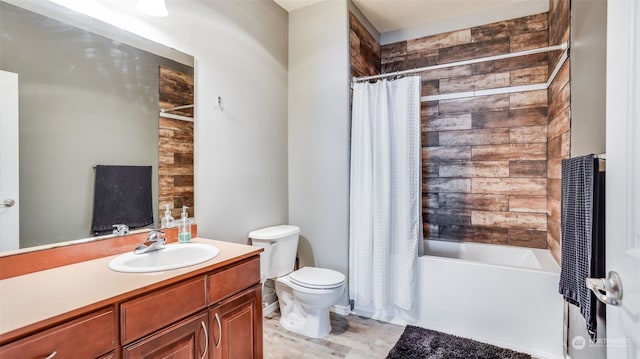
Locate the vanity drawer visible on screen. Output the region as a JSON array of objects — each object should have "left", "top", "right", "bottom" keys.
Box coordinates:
[
  {"left": 208, "top": 257, "right": 260, "bottom": 305},
  {"left": 0, "top": 307, "right": 115, "bottom": 358},
  {"left": 120, "top": 276, "right": 206, "bottom": 344}
]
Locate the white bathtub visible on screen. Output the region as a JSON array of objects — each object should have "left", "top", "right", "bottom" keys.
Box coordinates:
[{"left": 417, "top": 240, "right": 564, "bottom": 359}]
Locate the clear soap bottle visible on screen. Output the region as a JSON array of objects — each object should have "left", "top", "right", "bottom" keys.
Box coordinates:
[
  {"left": 161, "top": 204, "right": 175, "bottom": 229},
  {"left": 178, "top": 206, "right": 191, "bottom": 243}
]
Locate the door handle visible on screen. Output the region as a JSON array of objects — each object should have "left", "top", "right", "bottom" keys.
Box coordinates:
[
  {"left": 200, "top": 321, "right": 209, "bottom": 359},
  {"left": 214, "top": 312, "right": 222, "bottom": 348},
  {"left": 586, "top": 271, "right": 623, "bottom": 306},
  {"left": 1, "top": 199, "right": 15, "bottom": 207}
]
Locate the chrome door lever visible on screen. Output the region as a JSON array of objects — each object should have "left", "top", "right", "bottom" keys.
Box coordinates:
[
  {"left": 586, "top": 271, "right": 623, "bottom": 306},
  {"left": 1, "top": 199, "right": 15, "bottom": 207}
]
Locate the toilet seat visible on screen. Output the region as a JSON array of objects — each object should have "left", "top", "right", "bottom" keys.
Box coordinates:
[{"left": 289, "top": 267, "right": 345, "bottom": 290}]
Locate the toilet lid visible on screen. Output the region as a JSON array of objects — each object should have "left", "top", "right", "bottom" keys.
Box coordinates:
[{"left": 289, "top": 267, "right": 345, "bottom": 289}]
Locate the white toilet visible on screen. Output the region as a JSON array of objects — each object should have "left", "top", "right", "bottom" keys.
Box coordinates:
[{"left": 249, "top": 225, "right": 345, "bottom": 338}]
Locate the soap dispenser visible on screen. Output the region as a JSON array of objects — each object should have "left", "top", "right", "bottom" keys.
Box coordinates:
[
  {"left": 161, "top": 204, "right": 175, "bottom": 229},
  {"left": 178, "top": 206, "right": 191, "bottom": 243}
]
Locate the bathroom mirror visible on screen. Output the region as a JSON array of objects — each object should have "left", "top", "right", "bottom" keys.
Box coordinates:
[{"left": 0, "top": 1, "right": 195, "bottom": 249}]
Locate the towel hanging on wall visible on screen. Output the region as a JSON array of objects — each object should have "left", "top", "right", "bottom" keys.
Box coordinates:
[
  {"left": 91, "top": 165, "right": 153, "bottom": 236},
  {"left": 558, "top": 155, "right": 606, "bottom": 341}
]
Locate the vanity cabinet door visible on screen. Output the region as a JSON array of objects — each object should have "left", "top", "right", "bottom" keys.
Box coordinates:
[
  {"left": 123, "top": 311, "right": 209, "bottom": 359},
  {"left": 0, "top": 307, "right": 115, "bottom": 359},
  {"left": 209, "top": 285, "right": 262, "bottom": 359}
]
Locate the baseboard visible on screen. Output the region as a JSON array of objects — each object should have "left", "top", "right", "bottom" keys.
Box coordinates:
[
  {"left": 263, "top": 301, "right": 279, "bottom": 316},
  {"left": 330, "top": 304, "right": 352, "bottom": 316}
]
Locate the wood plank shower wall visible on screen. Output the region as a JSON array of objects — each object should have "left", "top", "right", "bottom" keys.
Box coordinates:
[
  {"left": 547, "top": 0, "right": 571, "bottom": 263},
  {"left": 158, "top": 66, "right": 195, "bottom": 219},
  {"left": 350, "top": 12, "right": 380, "bottom": 78},
  {"left": 352, "top": 13, "right": 555, "bottom": 249}
]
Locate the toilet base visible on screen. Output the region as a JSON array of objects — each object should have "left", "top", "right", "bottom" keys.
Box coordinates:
[
  {"left": 273, "top": 268, "right": 346, "bottom": 339},
  {"left": 275, "top": 279, "right": 338, "bottom": 339},
  {"left": 279, "top": 307, "right": 331, "bottom": 339}
]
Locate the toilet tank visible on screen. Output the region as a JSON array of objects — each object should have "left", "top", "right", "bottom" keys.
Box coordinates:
[{"left": 249, "top": 225, "right": 300, "bottom": 280}]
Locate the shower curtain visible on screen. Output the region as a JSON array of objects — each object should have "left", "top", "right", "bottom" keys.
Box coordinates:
[{"left": 349, "top": 76, "right": 422, "bottom": 317}]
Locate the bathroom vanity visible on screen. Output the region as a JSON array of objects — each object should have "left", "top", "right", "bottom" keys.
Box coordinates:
[{"left": 0, "top": 233, "right": 263, "bottom": 358}]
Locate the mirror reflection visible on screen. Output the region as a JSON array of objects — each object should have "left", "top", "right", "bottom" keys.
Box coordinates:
[{"left": 0, "top": 2, "right": 194, "bottom": 249}]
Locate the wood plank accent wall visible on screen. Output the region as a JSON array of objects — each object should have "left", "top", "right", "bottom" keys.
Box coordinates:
[
  {"left": 380, "top": 13, "right": 551, "bottom": 248},
  {"left": 159, "top": 66, "right": 195, "bottom": 219},
  {"left": 350, "top": 12, "right": 380, "bottom": 78},
  {"left": 547, "top": 0, "right": 571, "bottom": 264}
]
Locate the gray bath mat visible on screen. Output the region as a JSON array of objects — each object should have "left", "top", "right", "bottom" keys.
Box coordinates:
[{"left": 386, "top": 325, "right": 531, "bottom": 359}]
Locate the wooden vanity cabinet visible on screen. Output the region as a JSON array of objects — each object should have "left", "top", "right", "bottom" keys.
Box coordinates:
[
  {"left": 122, "top": 256, "right": 262, "bottom": 359},
  {"left": 0, "top": 242, "right": 263, "bottom": 359},
  {"left": 0, "top": 307, "right": 115, "bottom": 358}
]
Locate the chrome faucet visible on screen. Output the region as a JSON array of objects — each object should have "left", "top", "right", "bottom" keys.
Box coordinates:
[
  {"left": 134, "top": 230, "right": 166, "bottom": 254},
  {"left": 112, "top": 224, "right": 129, "bottom": 236}
]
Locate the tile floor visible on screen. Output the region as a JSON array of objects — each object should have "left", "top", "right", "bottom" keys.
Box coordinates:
[{"left": 263, "top": 311, "right": 405, "bottom": 359}]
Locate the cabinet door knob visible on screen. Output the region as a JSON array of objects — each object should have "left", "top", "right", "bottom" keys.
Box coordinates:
[
  {"left": 1, "top": 199, "right": 15, "bottom": 207},
  {"left": 200, "top": 321, "right": 209, "bottom": 359}
]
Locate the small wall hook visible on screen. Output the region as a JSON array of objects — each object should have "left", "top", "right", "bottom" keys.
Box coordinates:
[{"left": 215, "top": 96, "right": 223, "bottom": 112}]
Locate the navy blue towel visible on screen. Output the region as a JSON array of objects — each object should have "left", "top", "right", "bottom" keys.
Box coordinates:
[
  {"left": 558, "top": 155, "right": 605, "bottom": 341},
  {"left": 91, "top": 165, "right": 153, "bottom": 236}
]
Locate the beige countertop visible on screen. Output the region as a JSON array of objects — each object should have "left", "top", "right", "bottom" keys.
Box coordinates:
[{"left": 0, "top": 238, "right": 261, "bottom": 340}]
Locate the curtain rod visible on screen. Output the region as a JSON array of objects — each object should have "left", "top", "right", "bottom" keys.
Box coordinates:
[
  {"left": 352, "top": 42, "right": 569, "bottom": 83},
  {"left": 161, "top": 104, "right": 194, "bottom": 113},
  {"left": 160, "top": 104, "right": 194, "bottom": 121},
  {"left": 160, "top": 112, "right": 194, "bottom": 122},
  {"left": 419, "top": 47, "right": 568, "bottom": 102}
]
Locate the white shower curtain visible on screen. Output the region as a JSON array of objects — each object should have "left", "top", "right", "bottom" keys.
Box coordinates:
[{"left": 349, "top": 76, "right": 422, "bottom": 317}]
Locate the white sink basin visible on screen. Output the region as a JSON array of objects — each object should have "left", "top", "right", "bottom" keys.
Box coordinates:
[{"left": 108, "top": 243, "right": 220, "bottom": 273}]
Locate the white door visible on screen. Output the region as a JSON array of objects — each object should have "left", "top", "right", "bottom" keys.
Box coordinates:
[
  {"left": 604, "top": 0, "right": 640, "bottom": 357},
  {"left": 0, "top": 70, "right": 20, "bottom": 251}
]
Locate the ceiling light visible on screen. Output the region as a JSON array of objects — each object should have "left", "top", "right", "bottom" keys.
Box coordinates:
[{"left": 136, "top": 0, "right": 169, "bottom": 17}]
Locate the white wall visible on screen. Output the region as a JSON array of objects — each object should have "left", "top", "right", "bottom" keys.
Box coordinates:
[
  {"left": 10, "top": 0, "right": 290, "bottom": 244},
  {"left": 177, "top": 1, "right": 290, "bottom": 244},
  {"left": 288, "top": 0, "right": 351, "bottom": 303},
  {"left": 570, "top": 0, "right": 607, "bottom": 157}
]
